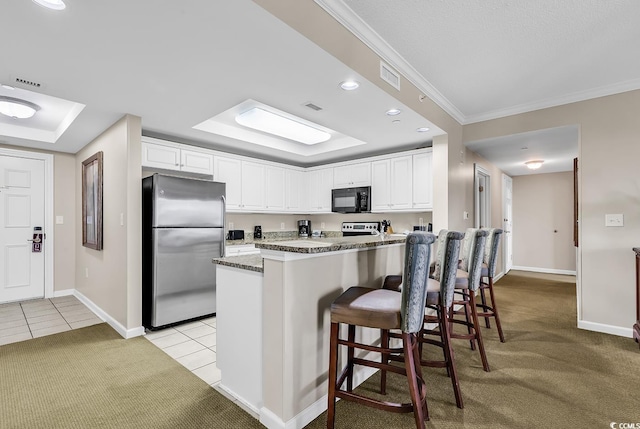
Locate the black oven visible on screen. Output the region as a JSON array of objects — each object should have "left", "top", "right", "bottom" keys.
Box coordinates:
[{"left": 331, "top": 186, "right": 371, "bottom": 214}]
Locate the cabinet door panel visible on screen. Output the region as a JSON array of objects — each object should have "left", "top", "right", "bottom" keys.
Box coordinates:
[
  {"left": 371, "top": 160, "right": 391, "bottom": 211},
  {"left": 265, "top": 165, "right": 285, "bottom": 211},
  {"left": 413, "top": 152, "right": 433, "bottom": 209},
  {"left": 143, "top": 143, "right": 180, "bottom": 171},
  {"left": 181, "top": 149, "right": 214, "bottom": 175},
  {"left": 389, "top": 156, "right": 412, "bottom": 209},
  {"left": 214, "top": 156, "right": 242, "bottom": 210},
  {"left": 285, "top": 169, "right": 303, "bottom": 212},
  {"left": 241, "top": 161, "right": 265, "bottom": 211}
]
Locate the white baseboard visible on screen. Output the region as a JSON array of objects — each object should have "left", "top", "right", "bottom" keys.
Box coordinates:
[
  {"left": 578, "top": 320, "right": 633, "bottom": 338},
  {"left": 73, "top": 290, "right": 145, "bottom": 339},
  {"left": 511, "top": 266, "right": 576, "bottom": 276},
  {"left": 493, "top": 271, "right": 505, "bottom": 282},
  {"left": 53, "top": 289, "right": 75, "bottom": 297},
  {"left": 259, "top": 366, "right": 378, "bottom": 429},
  {"left": 217, "top": 383, "right": 260, "bottom": 416}
]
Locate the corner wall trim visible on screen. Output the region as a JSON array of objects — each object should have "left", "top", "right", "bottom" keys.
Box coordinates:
[
  {"left": 511, "top": 266, "right": 576, "bottom": 276},
  {"left": 577, "top": 320, "right": 633, "bottom": 338},
  {"left": 73, "top": 290, "right": 144, "bottom": 339}
]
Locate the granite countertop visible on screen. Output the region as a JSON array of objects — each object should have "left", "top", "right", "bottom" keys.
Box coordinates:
[
  {"left": 212, "top": 254, "right": 264, "bottom": 273},
  {"left": 214, "top": 234, "right": 409, "bottom": 271},
  {"left": 254, "top": 234, "right": 407, "bottom": 254}
]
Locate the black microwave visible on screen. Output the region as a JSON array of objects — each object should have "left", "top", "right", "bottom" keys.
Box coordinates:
[{"left": 331, "top": 186, "right": 371, "bottom": 214}]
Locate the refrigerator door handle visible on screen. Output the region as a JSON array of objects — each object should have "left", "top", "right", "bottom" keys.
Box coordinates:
[{"left": 221, "top": 195, "right": 226, "bottom": 257}]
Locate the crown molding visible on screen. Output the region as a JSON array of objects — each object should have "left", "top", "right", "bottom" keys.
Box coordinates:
[
  {"left": 464, "top": 77, "right": 640, "bottom": 124},
  {"left": 314, "top": 0, "right": 466, "bottom": 124}
]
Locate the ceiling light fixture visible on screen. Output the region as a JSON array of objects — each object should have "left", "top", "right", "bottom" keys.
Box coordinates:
[
  {"left": 32, "top": 0, "right": 66, "bottom": 10},
  {"left": 340, "top": 80, "right": 359, "bottom": 91},
  {"left": 0, "top": 96, "right": 40, "bottom": 119},
  {"left": 416, "top": 127, "right": 430, "bottom": 132},
  {"left": 235, "top": 107, "right": 331, "bottom": 145},
  {"left": 386, "top": 109, "right": 401, "bottom": 116},
  {"left": 525, "top": 160, "right": 544, "bottom": 170}
]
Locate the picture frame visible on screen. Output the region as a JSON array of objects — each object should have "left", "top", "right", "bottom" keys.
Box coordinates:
[{"left": 82, "top": 151, "right": 103, "bottom": 250}]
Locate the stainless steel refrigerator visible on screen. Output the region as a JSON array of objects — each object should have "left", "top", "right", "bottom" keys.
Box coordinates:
[{"left": 142, "top": 174, "right": 225, "bottom": 329}]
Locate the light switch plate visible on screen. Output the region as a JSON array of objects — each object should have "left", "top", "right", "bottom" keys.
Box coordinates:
[
  {"left": 605, "top": 214, "right": 624, "bottom": 227},
  {"left": 55, "top": 216, "right": 64, "bottom": 225}
]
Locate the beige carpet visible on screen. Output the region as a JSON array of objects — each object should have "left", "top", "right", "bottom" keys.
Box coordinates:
[
  {"left": 1, "top": 271, "right": 638, "bottom": 428},
  {"left": 304, "top": 271, "right": 640, "bottom": 428},
  {"left": 0, "top": 323, "right": 263, "bottom": 429}
]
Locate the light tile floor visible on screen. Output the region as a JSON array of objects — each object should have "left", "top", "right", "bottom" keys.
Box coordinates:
[{"left": 0, "top": 295, "right": 103, "bottom": 346}]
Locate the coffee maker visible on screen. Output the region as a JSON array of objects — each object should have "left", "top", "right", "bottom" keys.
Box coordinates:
[
  {"left": 254, "top": 225, "right": 262, "bottom": 239},
  {"left": 298, "top": 220, "right": 311, "bottom": 238}
]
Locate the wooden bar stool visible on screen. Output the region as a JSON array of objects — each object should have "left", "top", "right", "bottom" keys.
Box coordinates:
[
  {"left": 477, "top": 228, "right": 505, "bottom": 342},
  {"left": 327, "top": 232, "right": 435, "bottom": 429},
  {"left": 450, "top": 228, "right": 490, "bottom": 372},
  {"left": 381, "top": 230, "right": 465, "bottom": 409}
]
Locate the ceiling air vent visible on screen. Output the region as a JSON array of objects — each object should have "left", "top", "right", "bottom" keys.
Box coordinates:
[
  {"left": 14, "top": 77, "right": 43, "bottom": 88},
  {"left": 304, "top": 102, "right": 323, "bottom": 111},
  {"left": 380, "top": 61, "right": 400, "bottom": 91}
]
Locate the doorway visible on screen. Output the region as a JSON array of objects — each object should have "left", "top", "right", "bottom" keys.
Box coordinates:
[
  {"left": 502, "top": 174, "right": 513, "bottom": 273},
  {"left": 0, "top": 148, "right": 54, "bottom": 303},
  {"left": 474, "top": 164, "right": 490, "bottom": 228}
]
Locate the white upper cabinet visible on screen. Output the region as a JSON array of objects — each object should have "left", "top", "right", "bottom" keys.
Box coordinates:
[
  {"left": 371, "top": 156, "right": 413, "bottom": 211},
  {"left": 214, "top": 156, "right": 242, "bottom": 210},
  {"left": 284, "top": 168, "right": 303, "bottom": 212},
  {"left": 142, "top": 137, "right": 213, "bottom": 175},
  {"left": 412, "top": 152, "right": 433, "bottom": 209},
  {"left": 306, "top": 167, "right": 333, "bottom": 212},
  {"left": 240, "top": 161, "right": 265, "bottom": 211},
  {"left": 333, "top": 162, "right": 371, "bottom": 188},
  {"left": 265, "top": 165, "right": 285, "bottom": 211}
]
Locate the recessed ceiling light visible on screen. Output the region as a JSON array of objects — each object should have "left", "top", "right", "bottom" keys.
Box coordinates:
[
  {"left": 386, "top": 109, "right": 401, "bottom": 116},
  {"left": 235, "top": 107, "right": 330, "bottom": 145},
  {"left": 392, "top": 119, "right": 401, "bottom": 124},
  {"left": 0, "top": 96, "right": 40, "bottom": 119},
  {"left": 32, "top": 0, "right": 66, "bottom": 10},
  {"left": 525, "top": 160, "right": 544, "bottom": 170},
  {"left": 416, "top": 127, "right": 430, "bottom": 132},
  {"left": 340, "top": 80, "right": 359, "bottom": 91}
]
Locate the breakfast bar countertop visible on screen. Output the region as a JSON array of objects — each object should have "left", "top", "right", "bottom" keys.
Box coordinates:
[
  {"left": 253, "top": 234, "right": 407, "bottom": 254},
  {"left": 212, "top": 254, "right": 263, "bottom": 272}
]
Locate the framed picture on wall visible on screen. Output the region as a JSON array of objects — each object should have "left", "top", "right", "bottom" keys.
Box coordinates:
[{"left": 82, "top": 151, "right": 103, "bottom": 250}]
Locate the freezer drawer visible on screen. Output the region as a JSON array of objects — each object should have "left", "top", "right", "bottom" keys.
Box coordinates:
[{"left": 149, "top": 227, "right": 224, "bottom": 328}]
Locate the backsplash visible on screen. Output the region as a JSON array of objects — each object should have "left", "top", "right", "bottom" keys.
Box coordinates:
[{"left": 226, "top": 212, "right": 433, "bottom": 236}]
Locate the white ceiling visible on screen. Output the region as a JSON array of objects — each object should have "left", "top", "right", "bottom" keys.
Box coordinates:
[{"left": 2, "top": 1, "right": 637, "bottom": 171}]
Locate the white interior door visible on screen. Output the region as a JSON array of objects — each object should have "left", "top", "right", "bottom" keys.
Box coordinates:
[
  {"left": 0, "top": 155, "right": 46, "bottom": 303},
  {"left": 502, "top": 174, "right": 513, "bottom": 273}
]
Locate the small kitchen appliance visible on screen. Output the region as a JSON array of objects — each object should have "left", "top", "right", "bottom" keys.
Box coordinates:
[
  {"left": 341, "top": 221, "right": 381, "bottom": 236},
  {"left": 298, "top": 220, "right": 311, "bottom": 237},
  {"left": 227, "top": 230, "right": 245, "bottom": 240},
  {"left": 254, "top": 225, "right": 262, "bottom": 239}
]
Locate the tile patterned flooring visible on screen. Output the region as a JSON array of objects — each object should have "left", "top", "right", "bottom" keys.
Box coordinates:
[
  {"left": 0, "top": 295, "right": 103, "bottom": 346},
  {"left": 0, "top": 297, "right": 244, "bottom": 414}
]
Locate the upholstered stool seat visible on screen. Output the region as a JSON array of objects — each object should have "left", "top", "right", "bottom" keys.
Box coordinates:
[{"left": 330, "top": 287, "right": 402, "bottom": 329}]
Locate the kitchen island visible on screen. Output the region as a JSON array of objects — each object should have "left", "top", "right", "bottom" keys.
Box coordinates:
[{"left": 213, "top": 235, "right": 407, "bottom": 429}]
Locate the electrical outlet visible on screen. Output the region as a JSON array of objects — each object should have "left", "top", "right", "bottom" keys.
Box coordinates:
[
  {"left": 229, "top": 222, "right": 234, "bottom": 230},
  {"left": 120, "top": 213, "right": 124, "bottom": 226},
  {"left": 418, "top": 217, "right": 423, "bottom": 225},
  {"left": 463, "top": 211, "right": 469, "bottom": 220},
  {"left": 55, "top": 216, "right": 64, "bottom": 225},
  {"left": 321, "top": 222, "right": 325, "bottom": 229},
  {"left": 605, "top": 214, "right": 623, "bottom": 227},
  {"left": 280, "top": 222, "right": 285, "bottom": 230},
  {"left": 85, "top": 268, "right": 89, "bottom": 278}
]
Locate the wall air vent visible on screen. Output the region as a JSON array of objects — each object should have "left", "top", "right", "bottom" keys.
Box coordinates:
[
  {"left": 14, "top": 77, "right": 43, "bottom": 88},
  {"left": 380, "top": 61, "right": 400, "bottom": 91},
  {"left": 304, "top": 102, "right": 323, "bottom": 111}
]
